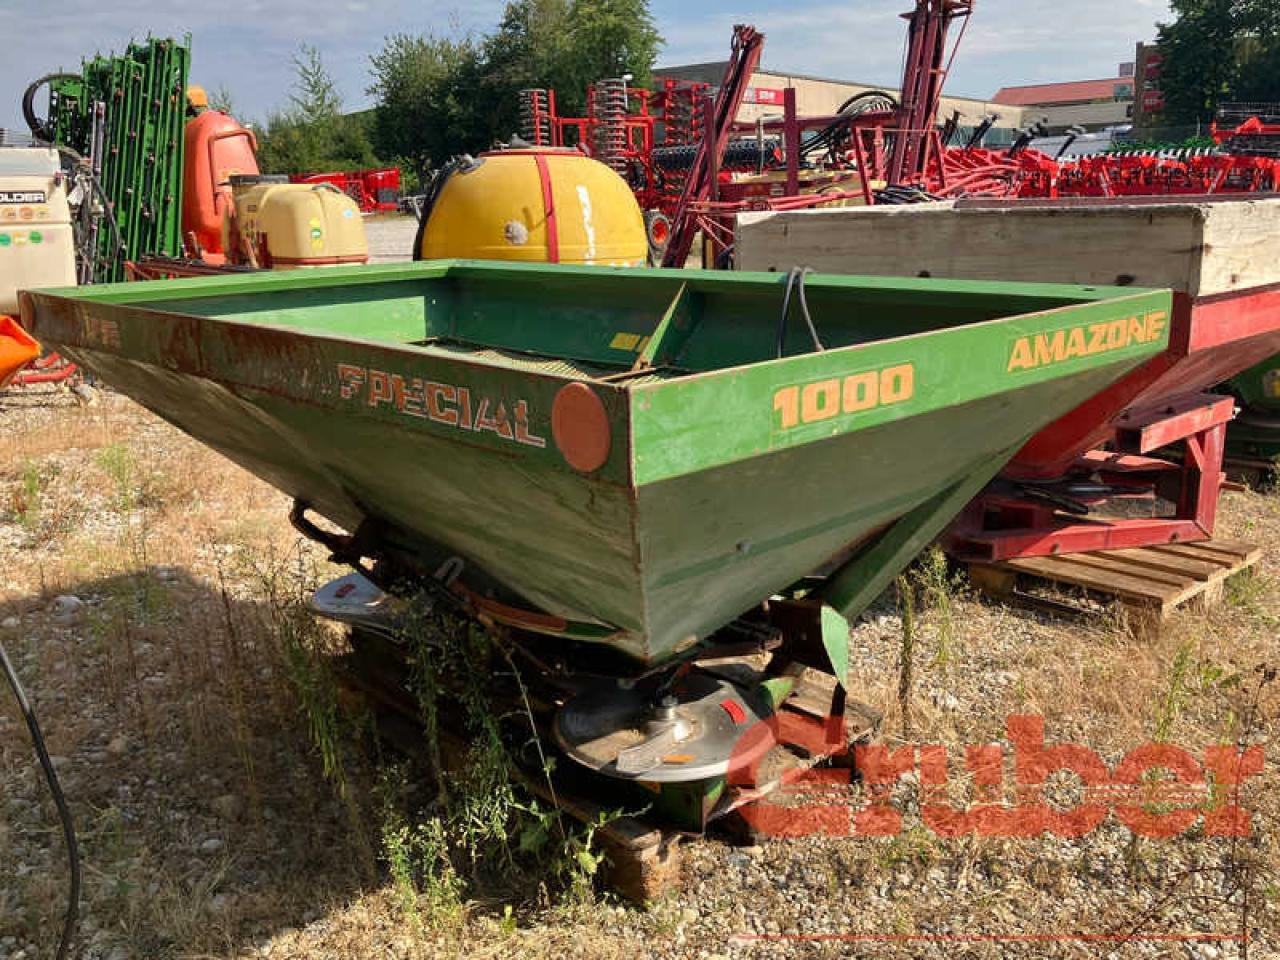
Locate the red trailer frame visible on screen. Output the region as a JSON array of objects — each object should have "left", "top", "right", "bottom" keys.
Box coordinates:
[
  {"left": 945, "top": 252, "right": 1280, "bottom": 560},
  {"left": 288, "top": 168, "right": 401, "bottom": 213}
]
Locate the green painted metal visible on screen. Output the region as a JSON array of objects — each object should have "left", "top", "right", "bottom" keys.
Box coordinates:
[
  {"left": 20, "top": 261, "right": 1172, "bottom": 665},
  {"left": 1226, "top": 355, "right": 1280, "bottom": 460},
  {"left": 44, "top": 37, "right": 190, "bottom": 282}
]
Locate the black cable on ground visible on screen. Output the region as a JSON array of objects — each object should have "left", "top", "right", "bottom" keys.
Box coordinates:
[{"left": 0, "top": 639, "right": 80, "bottom": 960}]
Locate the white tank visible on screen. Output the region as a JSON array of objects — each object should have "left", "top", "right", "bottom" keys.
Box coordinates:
[{"left": 0, "top": 148, "right": 76, "bottom": 314}]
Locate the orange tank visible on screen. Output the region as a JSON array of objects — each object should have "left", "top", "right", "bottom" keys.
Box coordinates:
[{"left": 181, "top": 110, "right": 260, "bottom": 263}]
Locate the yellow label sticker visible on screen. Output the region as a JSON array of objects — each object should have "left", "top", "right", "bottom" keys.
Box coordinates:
[
  {"left": 1007, "top": 311, "right": 1167, "bottom": 373},
  {"left": 773, "top": 363, "right": 916, "bottom": 431}
]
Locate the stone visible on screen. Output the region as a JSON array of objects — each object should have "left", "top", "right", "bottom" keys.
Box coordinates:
[
  {"left": 1, "top": 616, "right": 18, "bottom": 630},
  {"left": 211, "top": 794, "right": 244, "bottom": 821},
  {"left": 106, "top": 735, "right": 128, "bottom": 756},
  {"left": 199, "top": 837, "right": 224, "bottom": 854},
  {"left": 50, "top": 595, "right": 83, "bottom": 624}
]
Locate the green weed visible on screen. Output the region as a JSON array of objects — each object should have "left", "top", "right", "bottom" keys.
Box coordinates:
[
  {"left": 875, "top": 824, "right": 940, "bottom": 873},
  {"left": 1154, "top": 641, "right": 1194, "bottom": 741},
  {"left": 284, "top": 587, "right": 619, "bottom": 923},
  {"left": 13, "top": 459, "right": 43, "bottom": 529},
  {"left": 896, "top": 574, "right": 916, "bottom": 738},
  {"left": 912, "top": 547, "right": 962, "bottom": 668},
  {"left": 1224, "top": 569, "right": 1277, "bottom": 627},
  {"left": 97, "top": 442, "right": 138, "bottom": 512}
]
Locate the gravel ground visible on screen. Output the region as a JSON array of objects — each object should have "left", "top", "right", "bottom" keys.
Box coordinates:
[
  {"left": 0, "top": 383, "right": 1276, "bottom": 959},
  {"left": 364, "top": 215, "right": 418, "bottom": 265}
]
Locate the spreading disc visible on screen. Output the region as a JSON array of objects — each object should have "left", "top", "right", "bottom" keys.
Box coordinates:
[
  {"left": 554, "top": 671, "right": 776, "bottom": 782},
  {"left": 309, "top": 572, "right": 404, "bottom": 633}
]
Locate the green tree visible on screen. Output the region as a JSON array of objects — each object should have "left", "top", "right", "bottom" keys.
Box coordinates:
[
  {"left": 556, "top": 0, "right": 660, "bottom": 105},
  {"left": 1234, "top": 2, "right": 1280, "bottom": 102},
  {"left": 257, "top": 44, "right": 379, "bottom": 174},
  {"left": 368, "top": 33, "right": 485, "bottom": 180},
  {"left": 289, "top": 44, "right": 343, "bottom": 117},
  {"left": 208, "top": 84, "right": 236, "bottom": 116},
  {"left": 367, "top": 0, "right": 662, "bottom": 170},
  {"left": 479, "top": 0, "right": 574, "bottom": 134},
  {"left": 1157, "top": 0, "right": 1280, "bottom": 124}
]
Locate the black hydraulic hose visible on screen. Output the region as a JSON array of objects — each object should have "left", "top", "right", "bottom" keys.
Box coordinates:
[
  {"left": 54, "top": 145, "right": 126, "bottom": 277},
  {"left": 776, "top": 266, "right": 824, "bottom": 358},
  {"left": 0, "top": 639, "right": 80, "bottom": 960},
  {"left": 86, "top": 169, "right": 125, "bottom": 273},
  {"left": 411, "top": 158, "right": 464, "bottom": 261},
  {"left": 22, "top": 73, "right": 81, "bottom": 142},
  {"left": 800, "top": 90, "right": 897, "bottom": 159}
]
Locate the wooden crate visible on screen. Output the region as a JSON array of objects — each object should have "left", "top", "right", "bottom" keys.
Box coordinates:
[
  {"left": 969, "top": 538, "right": 1262, "bottom": 628},
  {"left": 737, "top": 196, "right": 1280, "bottom": 297}
]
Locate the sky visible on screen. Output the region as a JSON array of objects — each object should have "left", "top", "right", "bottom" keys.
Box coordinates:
[{"left": 0, "top": 0, "right": 1173, "bottom": 132}]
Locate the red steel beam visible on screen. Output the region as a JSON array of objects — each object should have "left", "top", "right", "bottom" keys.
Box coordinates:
[
  {"left": 1113, "top": 393, "right": 1235, "bottom": 454},
  {"left": 946, "top": 397, "right": 1231, "bottom": 561}
]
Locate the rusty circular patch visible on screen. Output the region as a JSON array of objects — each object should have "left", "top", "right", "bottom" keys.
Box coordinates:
[{"left": 552, "top": 382, "right": 611, "bottom": 473}]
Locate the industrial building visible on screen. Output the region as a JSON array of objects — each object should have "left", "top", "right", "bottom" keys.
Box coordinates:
[{"left": 991, "top": 70, "right": 1136, "bottom": 134}]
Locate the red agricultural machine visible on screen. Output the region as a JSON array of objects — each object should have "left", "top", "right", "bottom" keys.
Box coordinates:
[
  {"left": 524, "top": 0, "right": 1280, "bottom": 268},
  {"left": 288, "top": 168, "right": 401, "bottom": 213},
  {"left": 660, "top": 1, "right": 978, "bottom": 266},
  {"left": 934, "top": 101, "right": 1280, "bottom": 200},
  {"left": 1213, "top": 102, "right": 1280, "bottom": 157},
  {"left": 518, "top": 2, "right": 976, "bottom": 265},
  {"left": 933, "top": 141, "right": 1280, "bottom": 200},
  {"left": 518, "top": 76, "right": 713, "bottom": 217}
]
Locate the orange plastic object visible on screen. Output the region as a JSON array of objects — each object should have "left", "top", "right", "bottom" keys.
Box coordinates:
[
  {"left": 0, "top": 315, "right": 40, "bottom": 387},
  {"left": 551, "top": 382, "right": 612, "bottom": 472},
  {"left": 181, "top": 110, "right": 260, "bottom": 263}
]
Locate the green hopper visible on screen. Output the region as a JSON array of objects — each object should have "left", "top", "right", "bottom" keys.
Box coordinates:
[{"left": 20, "top": 261, "right": 1172, "bottom": 674}]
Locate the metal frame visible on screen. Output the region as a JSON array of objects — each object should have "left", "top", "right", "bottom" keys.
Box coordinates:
[{"left": 947, "top": 394, "right": 1234, "bottom": 561}]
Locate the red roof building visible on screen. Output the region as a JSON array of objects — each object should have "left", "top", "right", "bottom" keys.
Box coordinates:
[
  {"left": 992, "top": 74, "right": 1135, "bottom": 133},
  {"left": 993, "top": 78, "right": 1133, "bottom": 107}
]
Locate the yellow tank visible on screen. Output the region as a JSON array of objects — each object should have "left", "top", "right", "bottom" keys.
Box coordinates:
[
  {"left": 418, "top": 149, "right": 646, "bottom": 266},
  {"left": 224, "top": 177, "right": 367, "bottom": 269}
]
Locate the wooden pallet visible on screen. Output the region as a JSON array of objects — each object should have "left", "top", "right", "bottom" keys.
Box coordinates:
[{"left": 969, "top": 538, "right": 1262, "bottom": 629}]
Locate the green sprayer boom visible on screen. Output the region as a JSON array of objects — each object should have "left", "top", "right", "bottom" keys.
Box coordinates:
[{"left": 37, "top": 37, "right": 190, "bottom": 282}]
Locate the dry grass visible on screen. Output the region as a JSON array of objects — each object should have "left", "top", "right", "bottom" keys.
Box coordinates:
[{"left": 0, "top": 385, "right": 1276, "bottom": 959}]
